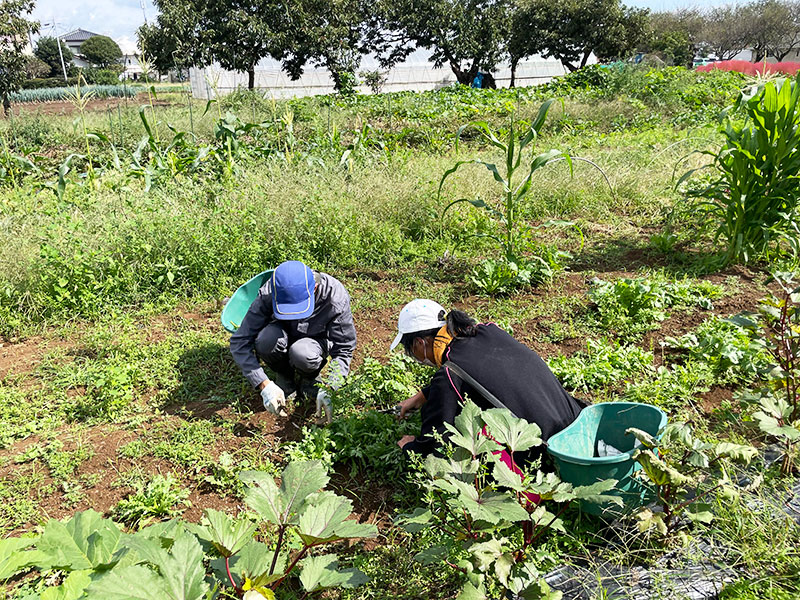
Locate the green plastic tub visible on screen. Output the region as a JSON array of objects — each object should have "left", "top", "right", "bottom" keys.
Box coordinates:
[
  {"left": 221, "top": 269, "right": 273, "bottom": 333},
  {"left": 547, "top": 402, "right": 667, "bottom": 516}
]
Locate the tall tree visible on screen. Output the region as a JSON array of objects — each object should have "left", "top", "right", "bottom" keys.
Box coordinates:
[
  {"left": 144, "top": 0, "right": 285, "bottom": 89},
  {"left": 0, "top": 0, "right": 39, "bottom": 114},
  {"left": 768, "top": 1, "right": 800, "bottom": 61},
  {"left": 645, "top": 8, "right": 704, "bottom": 67},
  {"left": 742, "top": 0, "right": 800, "bottom": 62},
  {"left": 34, "top": 35, "right": 73, "bottom": 78},
  {"left": 281, "top": 0, "right": 381, "bottom": 93},
  {"left": 202, "top": 0, "right": 287, "bottom": 89},
  {"left": 138, "top": 0, "right": 209, "bottom": 74},
  {"left": 513, "top": 0, "right": 648, "bottom": 72},
  {"left": 80, "top": 35, "right": 123, "bottom": 68},
  {"left": 377, "top": 0, "right": 513, "bottom": 85},
  {"left": 701, "top": 5, "right": 749, "bottom": 61}
]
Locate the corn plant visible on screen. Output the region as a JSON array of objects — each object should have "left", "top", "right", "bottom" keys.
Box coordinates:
[
  {"left": 65, "top": 72, "right": 98, "bottom": 186},
  {"left": 398, "top": 400, "right": 621, "bottom": 599},
  {"left": 439, "top": 101, "right": 570, "bottom": 262},
  {"left": 679, "top": 74, "right": 800, "bottom": 265},
  {"left": 0, "top": 461, "right": 375, "bottom": 599},
  {"left": 130, "top": 107, "right": 212, "bottom": 190},
  {"left": 628, "top": 423, "right": 757, "bottom": 539},
  {"left": 439, "top": 102, "right": 609, "bottom": 293}
]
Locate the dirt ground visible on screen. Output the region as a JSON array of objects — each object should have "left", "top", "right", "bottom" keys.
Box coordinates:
[
  {"left": 8, "top": 94, "right": 179, "bottom": 118},
  {"left": 0, "top": 260, "right": 773, "bottom": 532}
]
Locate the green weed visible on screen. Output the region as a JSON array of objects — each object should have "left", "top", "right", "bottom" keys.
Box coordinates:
[{"left": 113, "top": 473, "right": 191, "bottom": 526}]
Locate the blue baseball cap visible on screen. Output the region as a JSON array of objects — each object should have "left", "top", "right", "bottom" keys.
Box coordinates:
[{"left": 272, "top": 261, "right": 315, "bottom": 320}]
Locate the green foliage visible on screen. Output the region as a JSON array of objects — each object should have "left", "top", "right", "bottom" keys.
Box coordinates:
[
  {"left": 440, "top": 103, "right": 570, "bottom": 263},
  {"left": 628, "top": 422, "right": 757, "bottom": 538},
  {"left": 34, "top": 36, "right": 74, "bottom": 78},
  {"left": 0, "top": 0, "right": 39, "bottom": 109},
  {"left": 589, "top": 275, "right": 722, "bottom": 337},
  {"left": 548, "top": 338, "right": 653, "bottom": 392},
  {"left": 80, "top": 35, "right": 123, "bottom": 68},
  {"left": 285, "top": 411, "right": 420, "bottom": 482},
  {"left": 680, "top": 75, "right": 800, "bottom": 265},
  {"left": 9, "top": 84, "right": 138, "bottom": 103},
  {"left": 380, "top": 0, "right": 512, "bottom": 84},
  {"left": 732, "top": 273, "right": 800, "bottom": 474},
  {"left": 665, "top": 316, "right": 769, "bottom": 384},
  {"left": 0, "top": 463, "right": 374, "bottom": 598},
  {"left": 398, "top": 400, "right": 620, "bottom": 598},
  {"left": 327, "top": 353, "right": 430, "bottom": 412},
  {"left": 113, "top": 474, "right": 191, "bottom": 526},
  {"left": 512, "top": 0, "right": 649, "bottom": 72}
]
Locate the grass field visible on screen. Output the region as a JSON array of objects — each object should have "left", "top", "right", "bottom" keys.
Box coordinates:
[{"left": 0, "top": 65, "right": 798, "bottom": 599}]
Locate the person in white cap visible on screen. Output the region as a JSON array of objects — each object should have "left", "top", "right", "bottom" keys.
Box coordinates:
[{"left": 392, "top": 299, "right": 582, "bottom": 461}]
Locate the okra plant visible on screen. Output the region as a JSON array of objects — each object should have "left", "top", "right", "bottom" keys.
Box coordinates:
[
  {"left": 628, "top": 423, "right": 757, "bottom": 538},
  {"left": 0, "top": 461, "right": 375, "bottom": 600},
  {"left": 730, "top": 272, "right": 800, "bottom": 474},
  {"left": 398, "top": 400, "right": 621, "bottom": 600}
]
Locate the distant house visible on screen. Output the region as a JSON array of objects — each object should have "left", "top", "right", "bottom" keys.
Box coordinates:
[
  {"left": 117, "top": 37, "right": 143, "bottom": 81},
  {"left": 58, "top": 28, "right": 102, "bottom": 68}
]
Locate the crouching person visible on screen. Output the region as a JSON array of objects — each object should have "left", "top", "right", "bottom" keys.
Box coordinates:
[
  {"left": 392, "top": 300, "right": 582, "bottom": 465},
  {"left": 230, "top": 260, "right": 356, "bottom": 423}
]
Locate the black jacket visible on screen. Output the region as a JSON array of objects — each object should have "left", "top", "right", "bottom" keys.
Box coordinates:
[{"left": 405, "top": 323, "right": 582, "bottom": 458}]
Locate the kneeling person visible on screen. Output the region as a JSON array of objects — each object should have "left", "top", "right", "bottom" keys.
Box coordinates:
[
  {"left": 230, "top": 260, "right": 356, "bottom": 422},
  {"left": 393, "top": 300, "right": 582, "bottom": 464}
]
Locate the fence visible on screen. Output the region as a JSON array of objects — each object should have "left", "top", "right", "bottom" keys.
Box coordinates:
[{"left": 190, "top": 57, "right": 578, "bottom": 99}]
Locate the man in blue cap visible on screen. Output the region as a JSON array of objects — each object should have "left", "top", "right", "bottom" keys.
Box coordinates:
[{"left": 230, "top": 260, "right": 356, "bottom": 423}]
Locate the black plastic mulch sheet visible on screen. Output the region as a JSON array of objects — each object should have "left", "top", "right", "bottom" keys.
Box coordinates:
[{"left": 541, "top": 451, "right": 800, "bottom": 600}]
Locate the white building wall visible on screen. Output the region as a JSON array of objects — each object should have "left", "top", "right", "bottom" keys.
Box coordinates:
[{"left": 190, "top": 56, "right": 582, "bottom": 100}]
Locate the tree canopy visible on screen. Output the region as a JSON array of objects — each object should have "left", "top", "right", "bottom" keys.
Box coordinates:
[
  {"left": 80, "top": 35, "right": 123, "bottom": 68},
  {"left": 0, "top": 0, "right": 39, "bottom": 113},
  {"left": 512, "top": 0, "right": 649, "bottom": 72},
  {"left": 34, "top": 36, "right": 73, "bottom": 78},
  {"left": 378, "top": 0, "right": 512, "bottom": 85}
]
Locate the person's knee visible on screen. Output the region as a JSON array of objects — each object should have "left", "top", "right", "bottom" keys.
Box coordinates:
[
  {"left": 288, "top": 338, "right": 324, "bottom": 375},
  {"left": 255, "top": 324, "right": 288, "bottom": 359}
]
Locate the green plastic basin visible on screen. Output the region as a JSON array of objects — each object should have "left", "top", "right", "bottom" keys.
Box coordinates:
[
  {"left": 221, "top": 269, "right": 273, "bottom": 333},
  {"left": 547, "top": 401, "right": 667, "bottom": 516}
]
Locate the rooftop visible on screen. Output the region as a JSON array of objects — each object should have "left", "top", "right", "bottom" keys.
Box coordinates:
[{"left": 59, "top": 29, "right": 101, "bottom": 43}]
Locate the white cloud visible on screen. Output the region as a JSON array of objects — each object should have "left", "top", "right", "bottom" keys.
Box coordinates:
[{"left": 32, "top": 0, "right": 156, "bottom": 41}]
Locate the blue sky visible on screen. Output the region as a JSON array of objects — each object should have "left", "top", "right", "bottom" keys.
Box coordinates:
[{"left": 29, "top": 0, "right": 726, "bottom": 48}]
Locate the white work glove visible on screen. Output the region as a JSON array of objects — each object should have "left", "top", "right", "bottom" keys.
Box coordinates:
[
  {"left": 261, "top": 382, "right": 287, "bottom": 416},
  {"left": 315, "top": 389, "right": 332, "bottom": 424}
]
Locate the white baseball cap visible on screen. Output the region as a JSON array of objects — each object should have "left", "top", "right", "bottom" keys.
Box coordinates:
[{"left": 390, "top": 299, "right": 447, "bottom": 351}]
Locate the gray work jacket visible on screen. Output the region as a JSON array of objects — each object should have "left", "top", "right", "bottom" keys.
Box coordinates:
[{"left": 229, "top": 272, "right": 356, "bottom": 388}]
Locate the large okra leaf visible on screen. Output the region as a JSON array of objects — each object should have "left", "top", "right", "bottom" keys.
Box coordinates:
[
  {"left": 444, "top": 400, "right": 496, "bottom": 457},
  {"left": 240, "top": 461, "right": 329, "bottom": 526},
  {"left": 633, "top": 450, "right": 692, "bottom": 487},
  {"left": 0, "top": 537, "right": 42, "bottom": 580},
  {"left": 192, "top": 509, "right": 256, "bottom": 558},
  {"left": 37, "top": 510, "right": 123, "bottom": 571},
  {"left": 297, "top": 492, "right": 377, "bottom": 546},
  {"left": 124, "top": 529, "right": 208, "bottom": 600},
  {"left": 573, "top": 479, "right": 623, "bottom": 507},
  {"left": 85, "top": 565, "right": 168, "bottom": 599},
  {"left": 482, "top": 409, "right": 542, "bottom": 454},
  {"left": 435, "top": 479, "right": 529, "bottom": 524},
  {"left": 41, "top": 570, "right": 92, "bottom": 600},
  {"left": 299, "top": 554, "right": 368, "bottom": 592}
]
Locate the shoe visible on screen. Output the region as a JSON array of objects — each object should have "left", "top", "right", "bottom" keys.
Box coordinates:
[
  {"left": 298, "top": 378, "right": 321, "bottom": 403},
  {"left": 273, "top": 373, "right": 297, "bottom": 400}
]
